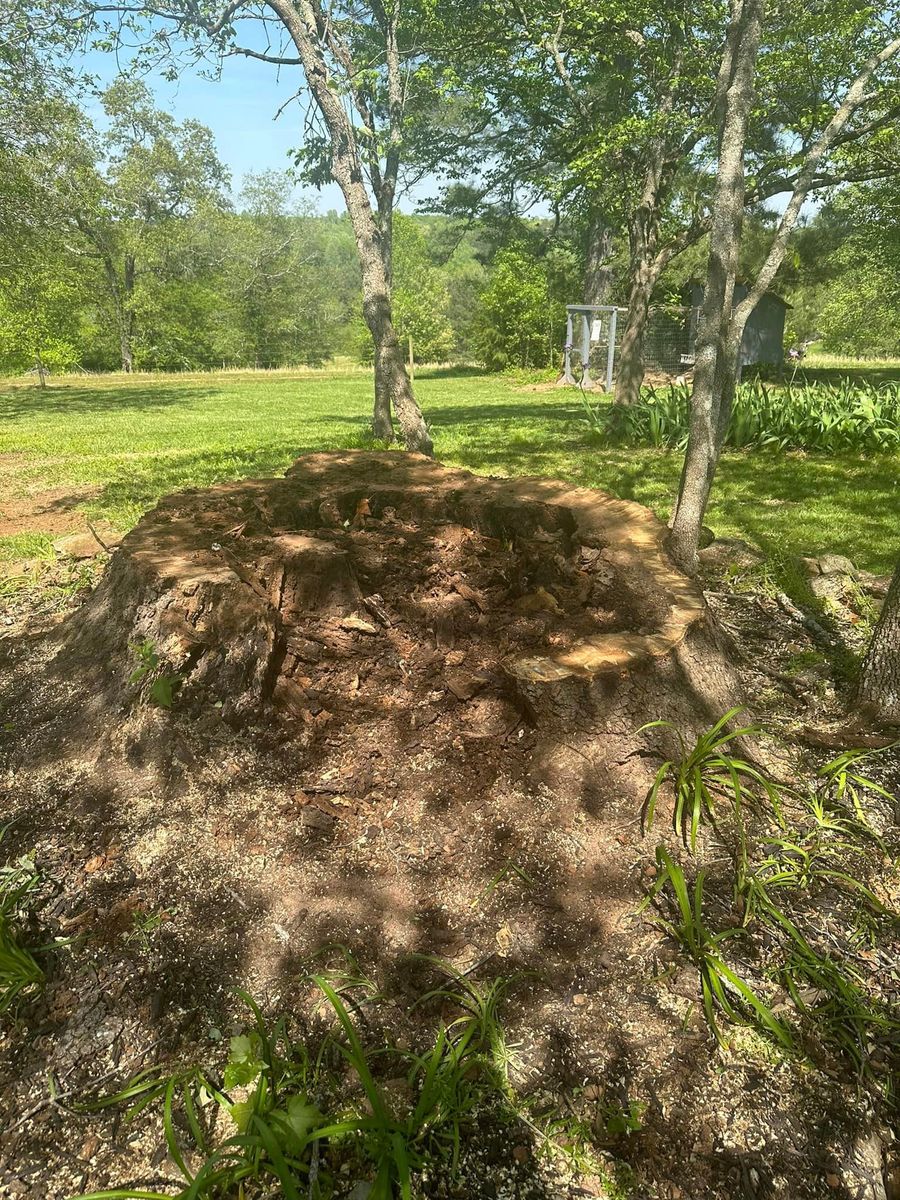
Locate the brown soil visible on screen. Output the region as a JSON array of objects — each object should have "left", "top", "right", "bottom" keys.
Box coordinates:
[
  {"left": 0, "top": 484, "right": 101, "bottom": 539},
  {"left": 0, "top": 454, "right": 895, "bottom": 1200},
  {"left": 519, "top": 370, "right": 691, "bottom": 395}
]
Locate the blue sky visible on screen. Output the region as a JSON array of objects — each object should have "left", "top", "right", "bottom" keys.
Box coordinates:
[
  {"left": 80, "top": 39, "right": 459, "bottom": 213},
  {"left": 82, "top": 44, "right": 352, "bottom": 211}
]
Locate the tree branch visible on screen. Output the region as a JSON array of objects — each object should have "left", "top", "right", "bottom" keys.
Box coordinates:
[{"left": 735, "top": 33, "right": 900, "bottom": 328}]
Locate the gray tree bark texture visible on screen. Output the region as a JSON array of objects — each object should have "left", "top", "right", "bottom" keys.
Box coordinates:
[
  {"left": 266, "top": 0, "right": 432, "bottom": 455},
  {"left": 614, "top": 234, "right": 656, "bottom": 408},
  {"left": 668, "top": 13, "right": 900, "bottom": 571},
  {"left": 583, "top": 212, "right": 615, "bottom": 307},
  {"left": 857, "top": 559, "right": 900, "bottom": 724},
  {"left": 611, "top": 107, "right": 682, "bottom": 409},
  {"left": 668, "top": 0, "right": 763, "bottom": 570}
]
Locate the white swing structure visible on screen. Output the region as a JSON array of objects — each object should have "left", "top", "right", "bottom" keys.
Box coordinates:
[{"left": 562, "top": 304, "right": 618, "bottom": 392}]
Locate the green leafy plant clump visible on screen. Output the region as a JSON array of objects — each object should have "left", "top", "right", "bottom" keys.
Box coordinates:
[
  {"left": 129, "top": 639, "right": 183, "bottom": 708},
  {"left": 639, "top": 706, "right": 781, "bottom": 853},
  {"left": 605, "top": 378, "right": 900, "bottom": 453},
  {"left": 640, "top": 846, "right": 792, "bottom": 1049},
  {"left": 0, "top": 834, "right": 46, "bottom": 1015},
  {"left": 74, "top": 967, "right": 569, "bottom": 1200},
  {"left": 637, "top": 711, "right": 900, "bottom": 1095}
]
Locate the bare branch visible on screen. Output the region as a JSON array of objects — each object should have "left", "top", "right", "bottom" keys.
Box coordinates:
[{"left": 735, "top": 32, "right": 900, "bottom": 327}]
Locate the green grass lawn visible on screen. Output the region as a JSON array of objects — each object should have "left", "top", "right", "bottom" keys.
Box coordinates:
[{"left": 1, "top": 366, "right": 897, "bottom": 574}]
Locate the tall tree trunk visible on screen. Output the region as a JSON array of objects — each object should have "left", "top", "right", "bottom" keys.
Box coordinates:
[
  {"left": 669, "top": 0, "right": 764, "bottom": 571},
  {"left": 122, "top": 252, "right": 135, "bottom": 373},
  {"left": 856, "top": 558, "right": 900, "bottom": 724},
  {"left": 101, "top": 252, "right": 134, "bottom": 373},
  {"left": 614, "top": 218, "right": 659, "bottom": 407},
  {"left": 667, "top": 18, "right": 899, "bottom": 572},
  {"left": 583, "top": 211, "right": 614, "bottom": 306},
  {"left": 613, "top": 136, "right": 671, "bottom": 407},
  {"left": 266, "top": 0, "right": 432, "bottom": 454}
]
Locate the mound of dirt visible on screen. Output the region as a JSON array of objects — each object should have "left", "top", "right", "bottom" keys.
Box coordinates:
[
  {"left": 5, "top": 455, "right": 885, "bottom": 1199},
  {"left": 55, "top": 451, "right": 739, "bottom": 751}
]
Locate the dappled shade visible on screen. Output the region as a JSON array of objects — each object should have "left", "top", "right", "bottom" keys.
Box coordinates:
[{"left": 59, "top": 451, "right": 742, "bottom": 745}]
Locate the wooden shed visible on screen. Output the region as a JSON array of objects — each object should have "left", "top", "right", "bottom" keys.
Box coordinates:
[{"left": 685, "top": 282, "right": 790, "bottom": 367}]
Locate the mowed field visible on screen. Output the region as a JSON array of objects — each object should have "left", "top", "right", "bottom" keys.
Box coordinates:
[{"left": 1, "top": 364, "right": 898, "bottom": 574}]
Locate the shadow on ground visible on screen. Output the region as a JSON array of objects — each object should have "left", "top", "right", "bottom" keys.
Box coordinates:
[{"left": 0, "top": 460, "right": 887, "bottom": 1198}]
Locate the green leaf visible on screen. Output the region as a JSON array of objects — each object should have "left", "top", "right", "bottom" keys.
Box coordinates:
[
  {"left": 223, "top": 1032, "right": 264, "bottom": 1090},
  {"left": 149, "top": 675, "right": 175, "bottom": 708},
  {"left": 228, "top": 1099, "right": 254, "bottom": 1132},
  {"left": 269, "top": 1094, "right": 324, "bottom": 1151}
]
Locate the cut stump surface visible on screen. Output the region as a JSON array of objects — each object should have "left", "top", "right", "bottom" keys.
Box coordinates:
[{"left": 59, "top": 451, "right": 741, "bottom": 742}]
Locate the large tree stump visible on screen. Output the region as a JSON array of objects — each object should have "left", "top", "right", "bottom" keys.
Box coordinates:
[{"left": 58, "top": 452, "right": 742, "bottom": 742}]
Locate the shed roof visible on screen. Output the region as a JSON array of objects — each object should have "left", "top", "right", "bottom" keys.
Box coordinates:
[{"left": 684, "top": 281, "right": 792, "bottom": 309}]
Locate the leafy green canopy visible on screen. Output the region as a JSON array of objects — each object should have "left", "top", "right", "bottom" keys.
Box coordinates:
[{"left": 473, "top": 244, "right": 576, "bottom": 370}]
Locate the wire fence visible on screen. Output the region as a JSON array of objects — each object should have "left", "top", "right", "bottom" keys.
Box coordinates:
[{"left": 565, "top": 304, "right": 699, "bottom": 390}]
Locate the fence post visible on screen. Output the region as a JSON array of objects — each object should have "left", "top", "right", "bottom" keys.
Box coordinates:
[
  {"left": 606, "top": 308, "right": 618, "bottom": 393},
  {"left": 581, "top": 311, "right": 593, "bottom": 388},
  {"left": 563, "top": 310, "right": 575, "bottom": 383}
]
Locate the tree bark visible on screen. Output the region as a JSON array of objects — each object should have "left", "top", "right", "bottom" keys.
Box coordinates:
[
  {"left": 614, "top": 219, "right": 659, "bottom": 407},
  {"left": 264, "top": 0, "right": 432, "bottom": 455},
  {"left": 857, "top": 558, "right": 900, "bottom": 724},
  {"left": 101, "top": 251, "right": 134, "bottom": 373},
  {"left": 122, "top": 252, "right": 135, "bottom": 373},
  {"left": 613, "top": 131, "right": 673, "bottom": 407},
  {"left": 669, "top": 0, "right": 763, "bottom": 571},
  {"left": 583, "top": 211, "right": 614, "bottom": 306},
  {"left": 667, "top": 17, "right": 900, "bottom": 572}
]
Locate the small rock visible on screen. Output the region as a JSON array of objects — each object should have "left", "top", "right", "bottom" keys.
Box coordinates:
[
  {"left": 670, "top": 967, "right": 698, "bottom": 999},
  {"left": 339, "top": 615, "right": 379, "bottom": 635},
  {"left": 79, "top": 1135, "right": 101, "bottom": 1161},
  {"left": 452, "top": 580, "right": 486, "bottom": 612},
  {"left": 496, "top": 924, "right": 513, "bottom": 952},
  {"left": 857, "top": 570, "right": 892, "bottom": 598},
  {"left": 810, "top": 574, "right": 850, "bottom": 603},
  {"left": 445, "top": 670, "right": 486, "bottom": 701},
  {"left": 300, "top": 807, "right": 335, "bottom": 831},
  {"left": 818, "top": 553, "right": 857, "bottom": 578},
  {"left": 844, "top": 1131, "right": 887, "bottom": 1200},
  {"left": 579, "top": 1177, "right": 608, "bottom": 1197},
  {"left": 53, "top": 530, "right": 121, "bottom": 559},
  {"left": 515, "top": 587, "right": 562, "bottom": 615}
]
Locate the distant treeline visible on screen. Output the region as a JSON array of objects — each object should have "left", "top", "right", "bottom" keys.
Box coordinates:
[{"left": 1, "top": 81, "right": 896, "bottom": 375}]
